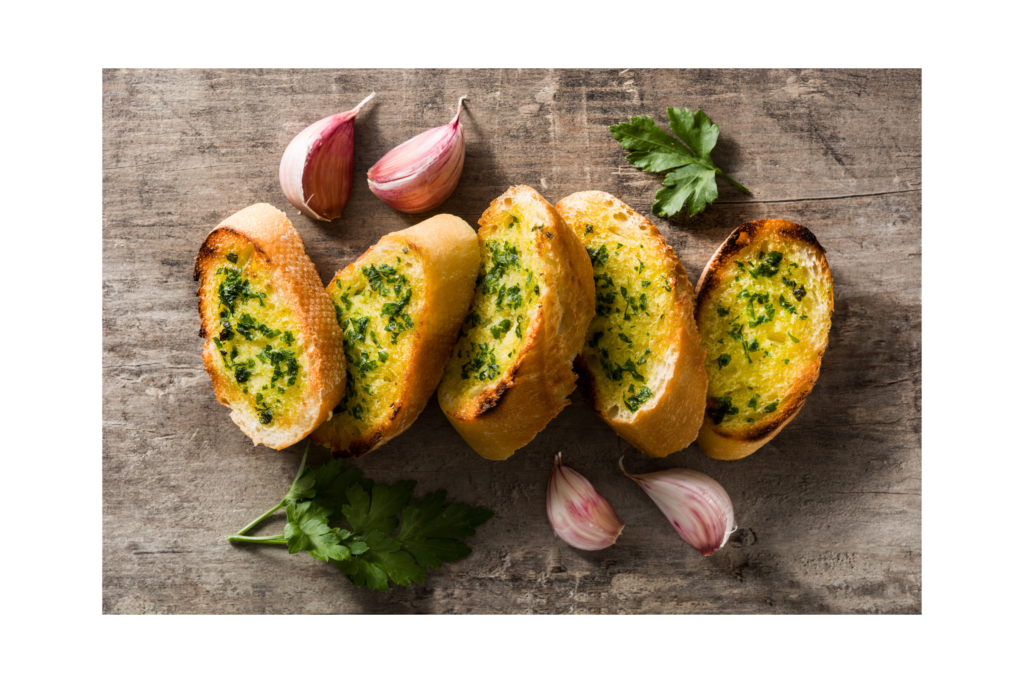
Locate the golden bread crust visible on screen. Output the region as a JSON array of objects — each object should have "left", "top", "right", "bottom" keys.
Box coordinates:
[
  {"left": 195, "top": 203, "right": 346, "bottom": 450},
  {"left": 439, "top": 186, "right": 596, "bottom": 461},
  {"left": 556, "top": 191, "right": 707, "bottom": 458},
  {"left": 694, "top": 219, "right": 833, "bottom": 461},
  {"left": 311, "top": 214, "right": 480, "bottom": 456}
]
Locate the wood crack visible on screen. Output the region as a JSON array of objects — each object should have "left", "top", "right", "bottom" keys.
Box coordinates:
[
  {"left": 832, "top": 491, "right": 921, "bottom": 497},
  {"left": 107, "top": 363, "right": 199, "bottom": 370},
  {"left": 133, "top": 550, "right": 192, "bottom": 555},
  {"left": 860, "top": 374, "right": 920, "bottom": 388},
  {"left": 717, "top": 189, "right": 919, "bottom": 205},
  {"left": 104, "top": 162, "right": 245, "bottom": 172}
]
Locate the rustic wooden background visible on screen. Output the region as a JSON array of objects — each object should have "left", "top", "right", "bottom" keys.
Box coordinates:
[{"left": 102, "top": 69, "right": 921, "bottom": 614}]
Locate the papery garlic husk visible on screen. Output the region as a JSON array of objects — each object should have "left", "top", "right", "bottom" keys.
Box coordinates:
[
  {"left": 620, "top": 458, "right": 736, "bottom": 557},
  {"left": 367, "top": 96, "right": 466, "bottom": 214},
  {"left": 547, "top": 453, "right": 624, "bottom": 551},
  {"left": 279, "top": 92, "right": 374, "bottom": 221}
]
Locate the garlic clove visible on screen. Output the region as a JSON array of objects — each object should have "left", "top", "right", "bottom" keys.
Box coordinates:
[
  {"left": 279, "top": 92, "right": 374, "bottom": 221},
  {"left": 547, "top": 453, "right": 625, "bottom": 551},
  {"left": 620, "top": 458, "right": 736, "bottom": 557},
  {"left": 367, "top": 96, "right": 467, "bottom": 214}
]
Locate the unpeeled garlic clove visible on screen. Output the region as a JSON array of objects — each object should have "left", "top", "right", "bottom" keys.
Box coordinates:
[
  {"left": 620, "top": 458, "right": 736, "bottom": 557},
  {"left": 547, "top": 453, "right": 624, "bottom": 551},
  {"left": 367, "top": 96, "right": 466, "bottom": 214},
  {"left": 279, "top": 92, "right": 374, "bottom": 221}
]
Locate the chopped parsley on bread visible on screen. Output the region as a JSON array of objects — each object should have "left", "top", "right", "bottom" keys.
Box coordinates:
[
  {"left": 195, "top": 203, "right": 346, "bottom": 450},
  {"left": 438, "top": 186, "right": 595, "bottom": 461},
  {"left": 311, "top": 214, "right": 479, "bottom": 457},
  {"left": 694, "top": 219, "right": 834, "bottom": 461},
  {"left": 556, "top": 191, "right": 707, "bottom": 457}
]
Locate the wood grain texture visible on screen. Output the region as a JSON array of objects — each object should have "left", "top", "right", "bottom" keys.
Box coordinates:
[{"left": 102, "top": 69, "right": 921, "bottom": 614}]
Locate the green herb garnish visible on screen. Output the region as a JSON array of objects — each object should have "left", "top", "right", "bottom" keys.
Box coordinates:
[
  {"left": 745, "top": 251, "right": 783, "bottom": 279},
  {"left": 708, "top": 396, "right": 739, "bottom": 425},
  {"left": 490, "top": 319, "right": 512, "bottom": 339},
  {"left": 587, "top": 244, "right": 610, "bottom": 267},
  {"left": 461, "top": 342, "right": 500, "bottom": 381},
  {"left": 217, "top": 267, "right": 266, "bottom": 313},
  {"left": 482, "top": 241, "right": 521, "bottom": 294},
  {"left": 226, "top": 444, "right": 494, "bottom": 592},
  {"left": 609, "top": 107, "right": 749, "bottom": 218},
  {"left": 623, "top": 384, "right": 654, "bottom": 412},
  {"left": 600, "top": 357, "right": 645, "bottom": 383}
]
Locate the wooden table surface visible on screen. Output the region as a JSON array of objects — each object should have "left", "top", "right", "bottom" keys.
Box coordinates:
[{"left": 102, "top": 69, "right": 921, "bottom": 614}]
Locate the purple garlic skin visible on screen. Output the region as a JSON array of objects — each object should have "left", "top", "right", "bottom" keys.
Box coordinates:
[
  {"left": 547, "top": 453, "right": 624, "bottom": 551},
  {"left": 620, "top": 458, "right": 736, "bottom": 557},
  {"left": 279, "top": 92, "right": 374, "bottom": 221},
  {"left": 367, "top": 96, "right": 466, "bottom": 214}
]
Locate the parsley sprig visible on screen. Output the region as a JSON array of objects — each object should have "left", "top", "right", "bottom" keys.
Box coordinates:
[
  {"left": 226, "top": 443, "right": 494, "bottom": 592},
  {"left": 610, "top": 107, "right": 750, "bottom": 218}
]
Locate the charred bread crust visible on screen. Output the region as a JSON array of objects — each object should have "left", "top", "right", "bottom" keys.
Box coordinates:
[
  {"left": 311, "top": 214, "right": 480, "bottom": 457},
  {"left": 439, "top": 186, "right": 596, "bottom": 461},
  {"left": 195, "top": 203, "right": 346, "bottom": 450},
  {"left": 695, "top": 219, "right": 825, "bottom": 311},
  {"left": 555, "top": 191, "right": 707, "bottom": 458},
  {"left": 694, "top": 219, "right": 833, "bottom": 461}
]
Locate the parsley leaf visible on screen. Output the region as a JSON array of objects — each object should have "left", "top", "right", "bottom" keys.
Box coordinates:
[
  {"left": 226, "top": 442, "right": 494, "bottom": 592},
  {"left": 342, "top": 481, "right": 416, "bottom": 537},
  {"left": 331, "top": 531, "right": 425, "bottom": 590},
  {"left": 307, "top": 457, "right": 369, "bottom": 516},
  {"left": 397, "top": 490, "right": 495, "bottom": 569},
  {"left": 283, "top": 500, "right": 353, "bottom": 562},
  {"left": 610, "top": 107, "right": 750, "bottom": 218},
  {"left": 653, "top": 164, "right": 720, "bottom": 218},
  {"left": 282, "top": 444, "right": 319, "bottom": 501}
]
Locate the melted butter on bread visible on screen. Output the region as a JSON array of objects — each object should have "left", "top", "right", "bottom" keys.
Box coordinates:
[
  {"left": 440, "top": 210, "right": 543, "bottom": 404},
  {"left": 318, "top": 246, "right": 423, "bottom": 444},
  {"left": 694, "top": 219, "right": 833, "bottom": 461},
  {"left": 699, "top": 238, "right": 830, "bottom": 426},
  {"left": 556, "top": 191, "right": 706, "bottom": 458},
  {"left": 206, "top": 235, "right": 308, "bottom": 428}
]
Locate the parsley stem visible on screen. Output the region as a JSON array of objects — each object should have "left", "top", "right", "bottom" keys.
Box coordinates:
[
  {"left": 231, "top": 502, "right": 285, "bottom": 538},
  {"left": 228, "top": 441, "right": 312, "bottom": 539},
  {"left": 716, "top": 168, "right": 751, "bottom": 195},
  {"left": 225, "top": 533, "right": 287, "bottom": 545},
  {"left": 289, "top": 441, "right": 311, "bottom": 491}
]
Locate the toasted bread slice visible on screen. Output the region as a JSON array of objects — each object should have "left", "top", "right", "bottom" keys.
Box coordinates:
[
  {"left": 694, "top": 219, "right": 833, "bottom": 461},
  {"left": 438, "top": 186, "right": 596, "bottom": 461},
  {"left": 195, "top": 203, "right": 346, "bottom": 450},
  {"left": 555, "top": 191, "right": 707, "bottom": 457},
  {"left": 310, "top": 214, "right": 479, "bottom": 456}
]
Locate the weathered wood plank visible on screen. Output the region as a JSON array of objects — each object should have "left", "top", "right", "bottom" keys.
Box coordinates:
[{"left": 103, "top": 69, "right": 920, "bottom": 614}]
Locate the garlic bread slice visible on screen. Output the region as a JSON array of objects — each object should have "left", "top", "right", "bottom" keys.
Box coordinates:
[
  {"left": 556, "top": 191, "right": 707, "bottom": 457},
  {"left": 694, "top": 219, "right": 834, "bottom": 461},
  {"left": 311, "top": 214, "right": 479, "bottom": 457},
  {"left": 438, "top": 186, "right": 596, "bottom": 461},
  {"left": 195, "top": 203, "right": 346, "bottom": 450}
]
